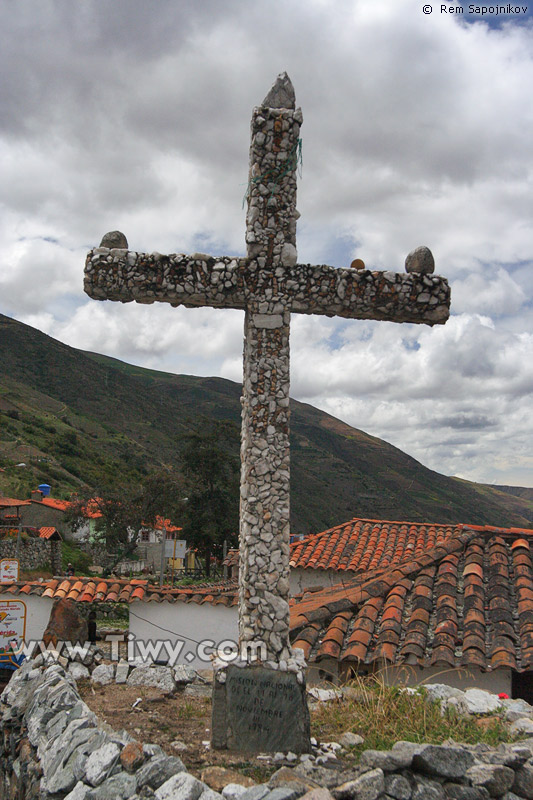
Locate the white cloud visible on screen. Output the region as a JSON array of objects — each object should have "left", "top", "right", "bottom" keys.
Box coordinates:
[
  {"left": 0, "top": 0, "right": 532, "bottom": 488},
  {"left": 452, "top": 267, "right": 527, "bottom": 315}
]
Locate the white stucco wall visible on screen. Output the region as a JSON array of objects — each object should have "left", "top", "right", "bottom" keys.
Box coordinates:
[
  {"left": 0, "top": 592, "right": 54, "bottom": 648},
  {"left": 309, "top": 657, "right": 513, "bottom": 696},
  {"left": 290, "top": 567, "right": 356, "bottom": 595},
  {"left": 378, "top": 664, "right": 513, "bottom": 696},
  {"left": 128, "top": 600, "right": 239, "bottom": 669}
]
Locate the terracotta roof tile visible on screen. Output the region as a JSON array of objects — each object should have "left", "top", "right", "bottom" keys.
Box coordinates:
[
  {"left": 290, "top": 521, "right": 533, "bottom": 674},
  {"left": 512, "top": 539, "right": 530, "bottom": 551},
  {"left": 289, "top": 518, "right": 463, "bottom": 575},
  {"left": 0, "top": 576, "right": 239, "bottom": 607}
]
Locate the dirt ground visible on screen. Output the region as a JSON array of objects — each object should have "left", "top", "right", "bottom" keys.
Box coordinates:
[{"left": 78, "top": 681, "right": 285, "bottom": 782}]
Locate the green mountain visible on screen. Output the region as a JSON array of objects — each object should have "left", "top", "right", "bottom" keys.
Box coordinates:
[{"left": 1, "top": 312, "right": 532, "bottom": 532}]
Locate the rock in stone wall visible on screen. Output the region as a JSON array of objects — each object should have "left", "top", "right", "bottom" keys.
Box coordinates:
[
  {"left": 0, "top": 538, "right": 59, "bottom": 573},
  {"left": 0, "top": 658, "right": 224, "bottom": 800}
]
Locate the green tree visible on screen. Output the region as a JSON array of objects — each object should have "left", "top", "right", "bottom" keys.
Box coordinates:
[
  {"left": 180, "top": 420, "right": 239, "bottom": 578},
  {"left": 66, "top": 491, "right": 143, "bottom": 572},
  {"left": 66, "top": 467, "right": 187, "bottom": 574}
]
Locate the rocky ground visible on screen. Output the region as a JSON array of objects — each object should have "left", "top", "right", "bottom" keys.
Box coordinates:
[
  {"left": 77, "top": 681, "right": 277, "bottom": 783},
  {"left": 8, "top": 656, "right": 533, "bottom": 799},
  {"left": 77, "top": 675, "right": 533, "bottom": 791}
]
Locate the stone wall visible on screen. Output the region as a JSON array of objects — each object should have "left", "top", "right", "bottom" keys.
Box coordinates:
[
  {"left": 0, "top": 659, "right": 225, "bottom": 800},
  {"left": 5, "top": 659, "right": 533, "bottom": 799},
  {"left": 0, "top": 538, "right": 61, "bottom": 574}
]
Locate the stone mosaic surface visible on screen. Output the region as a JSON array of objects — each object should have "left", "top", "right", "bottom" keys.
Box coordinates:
[
  {"left": 84, "top": 253, "right": 449, "bottom": 326},
  {"left": 83, "top": 73, "right": 450, "bottom": 666}
]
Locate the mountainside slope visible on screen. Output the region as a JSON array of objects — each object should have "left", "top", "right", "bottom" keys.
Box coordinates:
[{"left": 0, "top": 312, "right": 531, "bottom": 531}]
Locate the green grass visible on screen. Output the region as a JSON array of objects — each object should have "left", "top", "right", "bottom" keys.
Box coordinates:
[
  {"left": 178, "top": 700, "right": 201, "bottom": 720},
  {"left": 2, "top": 311, "right": 533, "bottom": 531},
  {"left": 311, "top": 675, "right": 513, "bottom": 755},
  {"left": 61, "top": 541, "right": 93, "bottom": 574}
]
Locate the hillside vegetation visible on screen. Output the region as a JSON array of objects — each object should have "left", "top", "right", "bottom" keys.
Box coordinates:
[{"left": 1, "top": 312, "right": 532, "bottom": 532}]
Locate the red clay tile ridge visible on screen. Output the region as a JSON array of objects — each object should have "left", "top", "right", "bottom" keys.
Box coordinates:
[{"left": 1, "top": 577, "right": 239, "bottom": 606}]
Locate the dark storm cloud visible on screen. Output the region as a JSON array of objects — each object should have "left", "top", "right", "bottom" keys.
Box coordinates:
[{"left": 435, "top": 413, "right": 498, "bottom": 431}]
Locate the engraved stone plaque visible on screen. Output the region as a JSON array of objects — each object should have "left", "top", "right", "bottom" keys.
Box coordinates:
[{"left": 211, "top": 665, "right": 311, "bottom": 753}]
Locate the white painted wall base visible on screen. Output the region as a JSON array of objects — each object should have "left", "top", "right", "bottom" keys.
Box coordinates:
[
  {"left": 290, "top": 567, "right": 356, "bottom": 596},
  {"left": 128, "top": 601, "right": 239, "bottom": 670},
  {"left": 0, "top": 593, "right": 54, "bottom": 652}
]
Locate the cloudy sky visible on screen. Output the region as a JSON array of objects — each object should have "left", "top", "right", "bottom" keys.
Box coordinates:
[{"left": 1, "top": 0, "right": 532, "bottom": 488}]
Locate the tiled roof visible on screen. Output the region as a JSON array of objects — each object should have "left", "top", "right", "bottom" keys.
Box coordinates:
[
  {"left": 153, "top": 516, "right": 182, "bottom": 534},
  {"left": 225, "top": 519, "right": 464, "bottom": 575},
  {"left": 0, "top": 497, "right": 31, "bottom": 508},
  {"left": 39, "top": 497, "right": 71, "bottom": 512},
  {"left": 39, "top": 527, "right": 62, "bottom": 540},
  {"left": 0, "top": 577, "right": 238, "bottom": 606},
  {"left": 290, "top": 524, "right": 533, "bottom": 673},
  {"left": 81, "top": 499, "right": 103, "bottom": 519},
  {"left": 289, "top": 518, "right": 463, "bottom": 574}
]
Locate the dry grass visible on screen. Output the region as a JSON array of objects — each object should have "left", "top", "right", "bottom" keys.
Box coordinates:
[{"left": 312, "top": 674, "right": 512, "bottom": 754}]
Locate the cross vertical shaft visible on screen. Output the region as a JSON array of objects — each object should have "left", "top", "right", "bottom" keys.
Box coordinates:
[
  {"left": 83, "top": 71, "right": 451, "bottom": 754},
  {"left": 238, "top": 75, "right": 302, "bottom": 663},
  {"left": 83, "top": 72, "right": 451, "bottom": 685}
]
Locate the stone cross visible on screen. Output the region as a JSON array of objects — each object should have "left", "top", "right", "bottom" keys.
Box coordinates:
[{"left": 84, "top": 73, "right": 450, "bottom": 666}]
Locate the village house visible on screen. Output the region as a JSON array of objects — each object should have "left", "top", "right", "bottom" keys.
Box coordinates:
[
  {"left": 18, "top": 489, "right": 71, "bottom": 537},
  {"left": 5, "top": 515, "right": 533, "bottom": 702},
  {"left": 291, "top": 521, "right": 533, "bottom": 701},
  {"left": 0, "top": 577, "right": 238, "bottom": 670},
  {"left": 136, "top": 517, "right": 196, "bottom": 573}
]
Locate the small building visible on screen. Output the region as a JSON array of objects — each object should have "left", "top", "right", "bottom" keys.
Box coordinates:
[
  {"left": 290, "top": 523, "right": 533, "bottom": 701},
  {"left": 0, "top": 497, "right": 31, "bottom": 529},
  {"left": 19, "top": 490, "right": 71, "bottom": 536},
  {"left": 0, "top": 577, "right": 238, "bottom": 670},
  {"left": 137, "top": 517, "right": 194, "bottom": 573}
]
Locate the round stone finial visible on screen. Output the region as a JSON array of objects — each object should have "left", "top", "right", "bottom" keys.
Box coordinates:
[
  {"left": 99, "top": 231, "right": 129, "bottom": 249},
  {"left": 405, "top": 246, "right": 435, "bottom": 274},
  {"left": 350, "top": 259, "right": 366, "bottom": 270}
]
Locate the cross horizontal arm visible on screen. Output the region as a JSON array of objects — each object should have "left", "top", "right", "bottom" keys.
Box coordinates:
[
  {"left": 84, "top": 248, "right": 248, "bottom": 310},
  {"left": 280, "top": 262, "right": 450, "bottom": 325},
  {"left": 85, "top": 247, "right": 450, "bottom": 326}
]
